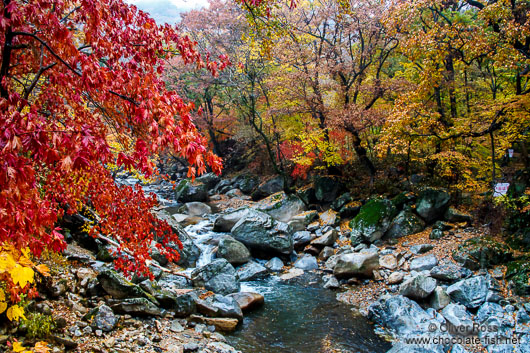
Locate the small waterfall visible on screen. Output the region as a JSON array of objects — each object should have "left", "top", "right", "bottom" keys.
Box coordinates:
[{"left": 183, "top": 217, "right": 221, "bottom": 267}]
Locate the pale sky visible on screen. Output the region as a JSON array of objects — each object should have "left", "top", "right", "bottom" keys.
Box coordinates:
[{"left": 127, "top": 0, "right": 210, "bottom": 24}]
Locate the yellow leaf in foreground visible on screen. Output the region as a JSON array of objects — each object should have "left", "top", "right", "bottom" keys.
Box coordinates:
[
  {"left": 0, "top": 301, "right": 7, "bottom": 314},
  {"left": 12, "top": 341, "right": 26, "bottom": 352},
  {"left": 10, "top": 264, "right": 34, "bottom": 289},
  {"left": 35, "top": 264, "right": 51, "bottom": 277},
  {"left": 34, "top": 341, "right": 51, "bottom": 353},
  {"left": 7, "top": 305, "right": 26, "bottom": 321}
]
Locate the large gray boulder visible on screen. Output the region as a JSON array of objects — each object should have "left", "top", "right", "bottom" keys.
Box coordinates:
[
  {"left": 367, "top": 295, "right": 436, "bottom": 336},
  {"left": 399, "top": 274, "right": 437, "bottom": 300},
  {"left": 196, "top": 294, "right": 243, "bottom": 321},
  {"left": 251, "top": 176, "right": 284, "bottom": 200},
  {"left": 255, "top": 192, "right": 306, "bottom": 223},
  {"left": 430, "top": 264, "right": 472, "bottom": 282},
  {"left": 191, "top": 259, "right": 240, "bottom": 295},
  {"left": 217, "top": 236, "right": 251, "bottom": 265},
  {"left": 385, "top": 210, "right": 425, "bottom": 239},
  {"left": 293, "top": 231, "right": 313, "bottom": 248},
  {"left": 97, "top": 270, "right": 156, "bottom": 303},
  {"left": 349, "top": 199, "right": 397, "bottom": 243},
  {"left": 287, "top": 211, "right": 319, "bottom": 232},
  {"left": 236, "top": 261, "right": 268, "bottom": 281},
  {"left": 415, "top": 188, "right": 450, "bottom": 223},
  {"left": 92, "top": 305, "right": 117, "bottom": 332},
  {"left": 446, "top": 276, "right": 488, "bottom": 309},
  {"left": 109, "top": 298, "right": 164, "bottom": 316},
  {"left": 314, "top": 176, "right": 343, "bottom": 203},
  {"left": 265, "top": 257, "right": 284, "bottom": 272},
  {"left": 430, "top": 286, "right": 450, "bottom": 310},
  {"left": 153, "top": 210, "right": 200, "bottom": 267},
  {"left": 410, "top": 254, "right": 439, "bottom": 271},
  {"left": 175, "top": 179, "right": 208, "bottom": 202},
  {"left": 231, "top": 210, "right": 293, "bottom": 256},
  {"left": 294, "top": 254, "right": 318, "bottom": 271},
  {"left": 213, "top": 208, "right": 251, "bottom": 233},
  {"left": 333, "top": 250, "right": 380, "bottom": 278},
  {"left": 234, "top": 174, "right": 259, "bottom": 195},
  {"left": 441, "top": 303, "right": 474, "bottom": 335}
]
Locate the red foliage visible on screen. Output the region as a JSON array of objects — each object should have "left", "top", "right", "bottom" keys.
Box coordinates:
[{"left": 0, "top": 0, "right": 222, "bottom": 276}]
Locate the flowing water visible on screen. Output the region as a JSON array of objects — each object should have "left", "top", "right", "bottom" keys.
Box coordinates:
[{"left": 137, "top": 179, "right": 390, "bottom": 352}]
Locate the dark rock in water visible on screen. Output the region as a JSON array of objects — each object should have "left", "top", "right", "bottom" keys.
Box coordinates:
[
  {"left": 228, "top": 292, "right": 264, "bottom": 312},
  {"left": 446, "top": 276, "right": 488, "bottom": 309},
  {"left": 367, "top": 295, "right": 436, "bottom": 336},
  {"left": 349, "top": 198, "right": 397, "bottom": 243},
  {"left": 97, "top": 270, "right": 156, "bottom": 303},
  {"left": 294, "top": 254, "right": 318, "bottom": 271},
  {"left": 213, "top": 208, "right": 251, "bottom": 233},
  {"left": 217, "top": 235, "right": 251, "bottom": 265},
  {"left": 175, "top": 179, "right": 208, "bottom": 202},
  {"left": 264, "top": 257, "right": 284, "bottom": 272},
  {"left": 153, "top": 210, "right": 200, "bottom": 267},
  {"left": 441, "top": 303, "right": 474, "bottom": 335},
  {"left": 236, "top": 261, "right": 268, "bottom": 281},
  {"left": 92, "top": 305, "right": 117, "bottom": 332},
  {"left": 331, "top": 192, "right": 352, "bottom": 211},
  {"left": 109, "top": 298, "right": 164, "bottom": 316},
  {"left": 409, "top": 254, "right": 438, "bottom": 271},
  {"left": 385, "top": 210, "right": 425, "bottom": 239},
  {"left": 430, "top": 264, "right": 472, "bottom": 282},
  {"left": 444, "top": 207, "right": 472, "bottom": 223},
  {"left": 314, "top": 176, "right": 344, "bottom": 203},
  {"left": 399, "top": 274, "right": 437, "bottom": 300},
  {"left": 256, "top": 192, "right": 306, "bottom": 223},
  {"left": 415, "top": 187, "right": 451, "bottom": 223},
  {"left": 333, "top": 250, "right": 380, "bottom": 278},
  {"left": 235, "top": 174, "right": 260, "bottom": 195},
  {"left": 191, "top": 259, "right": 240, "bottom": 295},
  {"left": 452, "top": 237, "right": 513, "bottom": 270},
  {"left": 231, "top": 209, "right": 293, "bottom": 256},
  {"left": 251, "top": 176, "right": 285, "bottom": 200},
  {"left": 196, "top": 294, "right": 243, "bottom": 321}
]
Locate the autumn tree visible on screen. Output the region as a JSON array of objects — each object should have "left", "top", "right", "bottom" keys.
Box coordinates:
[{"left": 0, "top": 0, "right": 223, "bottom": 311}]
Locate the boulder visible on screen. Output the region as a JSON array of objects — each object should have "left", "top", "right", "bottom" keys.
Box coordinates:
[
  {"left": 446, "top": 276, "right": 488, "bottom": 309},
  {"left": 399, "top": 274, "right": 437, "bottom": 300},
  {"left": 385, "top": 210, "right": 425, "bottom": 239},
  {"left": 333, "top": 250, "right": 380, "bottom": 278},
  {"left": 387, "top": 272, "right": 405, "bottom": 285},
  {"left": 409, "top": 254, "right": 438, "bottom": 271},
  {"left": 172, "top": 289, "right": 199, "bottom": 317},
  {"left": 251, "top": 176, "right": 285, "bottom": 200},
  {"left": 311, "top": 229, "right": 337, "bottom": 247},
  {"left": 235, "top": 174, "right": 260, "bottom": 195},
  {"left": 228, "top": 292, "right": 264, "bottom": 312},
  {"left": 255, "top": 192, "right": 306, "bottom": 223},
  {"left": 475, "top": 302, "right": 504, "bottom": 324},
  {"left": 409, "top": 244, "right": 433, "bottom": 255},
  {"left": 293, "top": 231, "right": 313, "bottom": 248},
  {"left": 319, "top": 210, "right": 340, "bottom": 227},
  {"left": 415, "top": 188, "right": 451, "bottom": 223},
  {"left": 331, "top": 193, "right": 353, "bottom": 211},
  {"left": 314, "top": 176, "right": 343, "bottom": 203},
  {"left": 294, "top": 254, "right": 319, "bottom": 271},
  {"left": 175, "top": 180, "right": 208, "bottom": 202},
  {"left": 217, "top": 236, "right": 251, "bottom": 265},
  {"left": 430, "top": 286, "right": 450, "bottom": 310},
  {"left": 196, "top": 172, "right": 221, "bottom": 189},
  {"left": 236, "top": 261, "right": 268, "bottom": 281},
  {"left": 213, "top": 208, "right": 251, "bottom": 233},
  {"left": 231, "top": 210, "right": 293, "bottom": 256},
  {"left": 349, "top": 199, "right": 397, "bottom": 243},
  {"left": 452, "top": 237, "right": 513, "bottom": 270},
  {"left": 379, "top": 254, "right": 398, "bottom": 270},
  {"left": 92, "top": 305, "right": 117, "bottom": 332},
  {"left": 109, "top": 298, "right": 163, "bottom": 316},
  {"left": 189, "top": 315, "right": 238, "bottom": 332},
  {"left": 441, "top": 303, "right": 474, "bottom": 335},
  {"left": 265, "top": 257, "right": 284, "bottom": 272},
  {"left": 444, "top": 207, "right": 473, "bottom": 223},
  {"left": 323, "top": 275, "right": 340, "bottom": 289},
  {"left": 287, "top": 210, "right": 319, "bottom": 232},
  {"left": 196, "top": 294, "right": 243, "bottom": 321},
  {"left": 367, "top": 295, "right": 435, "bottom": 336},
  {"left": 430, "top": 264, "right": 472, "bottom": 282},
  {"left": 183, "top": 202, "right": 212, "bottom": 216},
  {"left": 97, "top": 270, "right": 155, "bottom": 302},
  {"left": 339, "top": 201, "right": 362, "bottom": 219},
  {"left": 226, "top": 188, "right": 243, "bottom": 198},
  {"left": 318, "top": 246, "right": 335, "bottom": 261},
  {"left": 191, "top": 259, "right": 240, "bottom": 295}
]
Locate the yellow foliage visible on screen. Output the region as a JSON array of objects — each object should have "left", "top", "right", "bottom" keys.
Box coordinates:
[{"left": 7, "top": 305, "right": 26, "bottom": 321}]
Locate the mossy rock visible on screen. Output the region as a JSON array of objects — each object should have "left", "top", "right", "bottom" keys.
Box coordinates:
[
  {"left": 331, "top": 193, "right": 352, "bottom": 211},
  {"left": 349, "top": 198, "right": 397, "bottom": 243},
  {"left": 385, "top": 210, "right": 425, "bottom": 239},
  {"left": 505, "top": 257, "right": 530, "bottom": 295},
  {"left": 97, "top": 270, "right": 158, "bottom": 304},
  {"left": 415, "top": 187, "right": 451, "bottom": 223},
  {"left": 391, "top": 192, "right": 415, "bottom": 210},
  {"left": 452, "top": 237, "right": 513, "bottom": 270}
]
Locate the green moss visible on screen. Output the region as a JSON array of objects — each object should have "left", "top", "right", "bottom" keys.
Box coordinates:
[
  {"left": 505, "top": 257, "right": 530, "bottom": 295},
  {"left": 350, "top": 199, "right": 396, "bottom": 229},
  {"left": 22, "top": 312, "right": 55, "bottom": 339}
]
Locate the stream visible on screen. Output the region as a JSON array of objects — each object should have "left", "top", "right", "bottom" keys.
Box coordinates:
[{"left": 138, "top": 178, "right": 391, "bottom": 352}]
